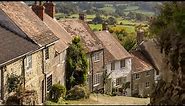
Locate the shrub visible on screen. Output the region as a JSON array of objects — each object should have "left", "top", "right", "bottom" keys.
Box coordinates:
[
  {"left": 66, "top": 85, "right": 90, "bottom": 100},
  {"left": 111, "top": 88, "right": 117, "bottom": 96},
  {"left": 48, "top": 84, "right": 66, "bottom": 103}
]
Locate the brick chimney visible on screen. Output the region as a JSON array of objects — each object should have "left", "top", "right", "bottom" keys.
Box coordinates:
[
  {"left": 136, "top": 29, "right": 144, "bottom": 45},
  {"left": 102, "top": 22, "right": 108, "bottom": 31},
  {"left": 32, "top": 1, "right": 45, "bottom": 21},
  {"left": 43, "top": 1, "right": 55, "bottom": 18},
  {"left": 79, "top": 13, "right": 85, "bottom": 21}
]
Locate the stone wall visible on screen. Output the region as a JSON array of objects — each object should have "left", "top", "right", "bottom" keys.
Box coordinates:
[
  {"left": 132, "top": 69, "right": 155, "bottom": 97},
  {"left": 88, "top": 50, "right": 104, "bottom": 92}
]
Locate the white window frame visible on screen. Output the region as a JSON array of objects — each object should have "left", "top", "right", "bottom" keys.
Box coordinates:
[
  {"left": 47, "top": 74, "right": 52, "bottom": 91},
  {"left": 25, "top": 55, "right": 32, "bottom": 72},
  {"left": 93, "top": 73, "right": 101, "bottom": 87},
  {"left": 111, "top": 62, "right": 115, "bottom": 70},
  {"left": 116, "top": 77, "right": 122, "bottom": 86},
  {"left": 45, "top": 47, "right": 49, "bottom": 60},
  {"left": 146, "top": 82, "right": 150, "bottom": 88},
  {"left": 120, "top": 59, "right": 125, "bottom": 68},
  {"left": 135, "top": 73, "right": 140, "bottom": 80},
  {"left": 94, "top": 52, "right": 100, "bottom": 62}
]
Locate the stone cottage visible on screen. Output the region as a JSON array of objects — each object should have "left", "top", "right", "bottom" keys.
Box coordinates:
[
  {"left": 130, "top": 50, "right": 155, "bottom": 97},
  {"left": 94, "top": 31, "right": 132, "bottom": 96},
  {"left": 58, "top": 18, "right": 104, "bottom": 92},
  {"left": 31, "top": 1, "right": 73, "bottom": 87},
  {"left": 0, "top": 1, "right": 70, "bottom": 104}
]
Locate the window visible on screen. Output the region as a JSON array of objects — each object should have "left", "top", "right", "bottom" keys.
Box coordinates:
[
  {"left": 146, "top": 82, "right": 150, "bottom": 88},
  {"left": 146, "top": 71, "right": 150, "bottom": 76},
  {"left": 45, "top": 47, "right": 49, "bottom": 60},
  {"left": 94, "top": 52, "right": 100, "bottom": 61},
  {"left": 116, "top": 77, "right": 122, "bottom": 86},
  {"left": 120, "top": 59, "right": 125, "bottom": 68},
  {"left": 47, "top": 75, "right": 52, "bottom": 91},
  {"left": 93, "top": 73, "right": 101, "bottom": 86},
  {"left": 25, "top": 55, "right": 32, "bottom": 70},
  {"left": 136, "top": 73, "right": 139, "bottom": 79},
  {"left": 111, "top": 62, "right": 115, "bottom": 70},
  {"left": 156, "top": 70, "right": 159, "bottom": 75}
]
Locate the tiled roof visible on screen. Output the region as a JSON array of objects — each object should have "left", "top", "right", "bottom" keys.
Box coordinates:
[
  {"left": 58, "top": 19, "right": 103, "bottom": 53},
  {"left": 0, "top": 2, "right": 59, "bottom": 47},
  {"left": 43, "top": 13, "right": 72, "bottom": 53},
  {"left": 130, "top": 50, "right": 153, "bottom": 73},
  {"left": 139, "top": 40, "right": 163, "bottom": 72},
  {"left": 94, "top": 31, "right": 131, "bottom": 64},
  {"left": 0, "top": 25, "right": 39, "bottom": 65}
]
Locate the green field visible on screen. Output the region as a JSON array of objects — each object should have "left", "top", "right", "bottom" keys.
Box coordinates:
[
  {"left": 99, "top": 6, "right": 116, "bottom": 13},
  {"left": 124, "top": 6, "right": 139, "bottom": 11}
]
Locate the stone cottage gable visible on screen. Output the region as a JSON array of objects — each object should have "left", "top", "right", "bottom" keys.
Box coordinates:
[
  {"left": 94, "top": 31, "right": 132, "bottom": 64},
  {"left": 0, "top": 2, "right": 59, "bottom": 47},
  {"left": 0, "top": 25, "right": 39, "bottom": 66},
  {"left": 58, "top": 19, "right": 103, "bottom": 53},
  {"left": 130, "top": 50, "right": 153, "bottom": 74}
]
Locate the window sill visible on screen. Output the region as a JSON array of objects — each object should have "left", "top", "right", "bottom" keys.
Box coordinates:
[
  {"left": 94, "top": 60, "right": 100, "bottom": 63},
  {"left": 93, "top": 83, "right": 100, "bottom": 87}
]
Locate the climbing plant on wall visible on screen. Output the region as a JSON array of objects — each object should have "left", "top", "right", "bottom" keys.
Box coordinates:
[{"left": 65, "top": 36, "right": 88, "bottom": 90}]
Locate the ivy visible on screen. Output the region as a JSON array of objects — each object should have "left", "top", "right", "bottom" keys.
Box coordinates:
[{"left": 7, "top": 73, "right": 23, "bottom": 93}]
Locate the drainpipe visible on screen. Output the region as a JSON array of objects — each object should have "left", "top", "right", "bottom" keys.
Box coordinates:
[
  {"left": 22, "top": 57, "right": 26, "bottom": 91},
  {"left": 102, "top": 49, "right": 105, "bottom": 93},
  {"left": 0, "top": 66, "right": 4, "bottom": 102},
  {"left": 90, "top": 53, "right": 94, "bottom": 92},
  {"left": 42, "top": 48, "right": 47, "bottom": 102}
]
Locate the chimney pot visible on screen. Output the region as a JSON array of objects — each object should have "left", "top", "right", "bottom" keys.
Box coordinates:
[
  {"left": 102, "top": 22, "right": 108, "bottom": 31},
  {"left": 43, "top": 1, "right": 55, "bottom": 18},
  {"left": 136, "top": 29, "right": 144, "bottom": 45},
  {"left": 79, "top": 13, "right": 85, "bottom": 21},
  {"left": 32, "top": 3, "right": 45, "bottom": 21}
]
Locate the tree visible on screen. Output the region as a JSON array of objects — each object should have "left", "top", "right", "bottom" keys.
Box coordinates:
[
  {"left": 149, "top": 2, "right": 185, "bottom": 105},
  {"left": 106, "top": 17, "right": 117, "bottom": 25},
  {"left": 65, "top": 36, "right": 88, "bottom": 90},
  {"left": 92, "top": 14, "right": 104, "bottom": 24}
]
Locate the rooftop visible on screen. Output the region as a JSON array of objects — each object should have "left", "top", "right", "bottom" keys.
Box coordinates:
[
  {"left": 94, "top": 31, "right": 131, "bottom": 64},
  {"left": 58, "top": 19, "right": 103, "bottom": 53},
  {"left": 0, "top": 2, "right": 59, "bottom": 47}
]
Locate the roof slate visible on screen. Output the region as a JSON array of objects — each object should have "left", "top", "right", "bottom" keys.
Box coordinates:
[
  {"left": 0, "top": 25, "right": 39, "bottom": 65},
  {"left": 94, "top": 31, "right": 131, "bottom": 64},
  {"left": 43, "top": 13, "right": 72, "bottom": 53},
  {"left": 130, "top": 50, "right": 153, "bottom": 73},
  {"left": 0, "top": 2, "right": 59, "bottom": 47},
  {"left": 58, "top": 19, "right": 103, "bottom": 53}
]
